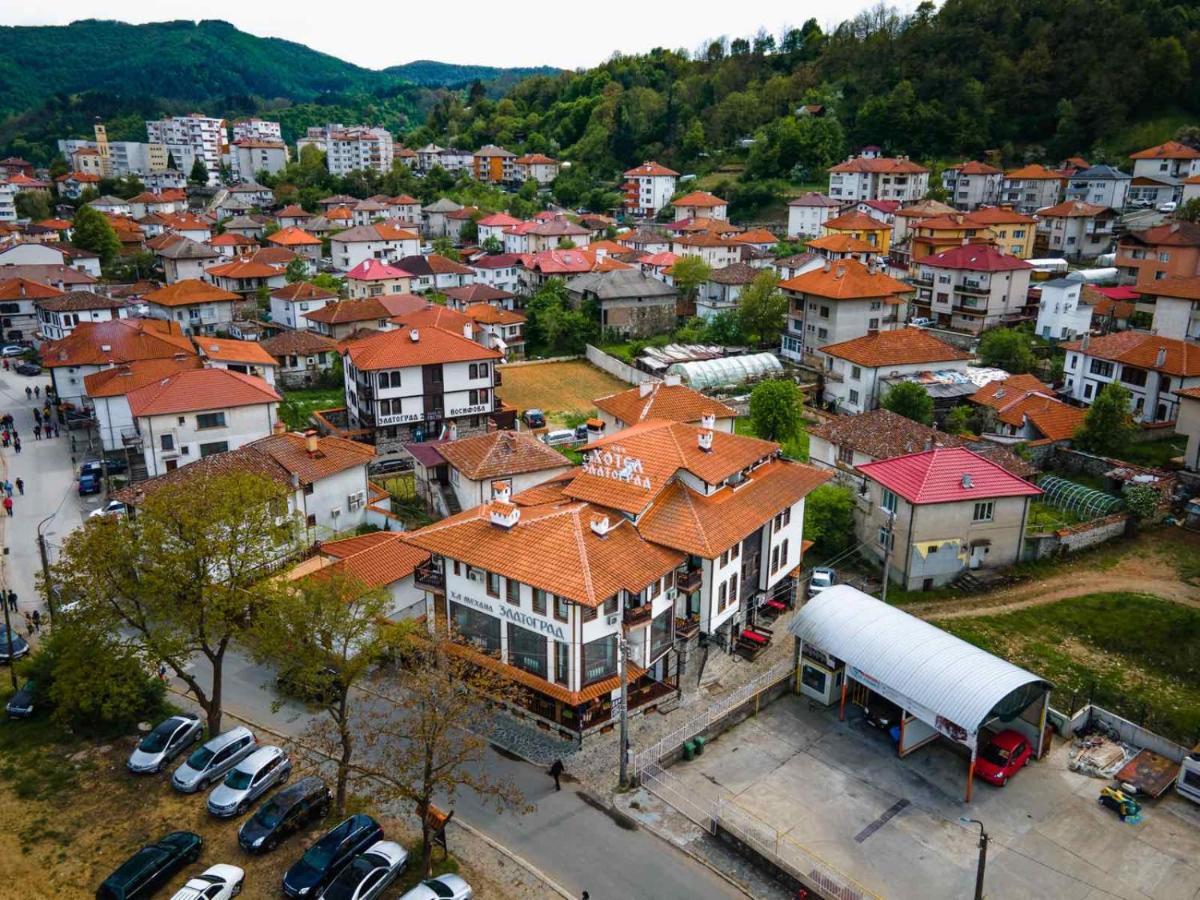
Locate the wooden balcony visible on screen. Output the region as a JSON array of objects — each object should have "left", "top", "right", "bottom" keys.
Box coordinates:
[
  {"left": 624, "top": 603, "right": 653, "bottom": 627},
  {"left": 414, "top": 561, "right": 445, "bottom": 593},
  {"left": 675, "top": 567, "right": 702, "bottom": 593}
]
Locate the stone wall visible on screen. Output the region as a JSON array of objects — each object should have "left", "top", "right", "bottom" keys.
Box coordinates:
[
  {"left": 1025, "top": 513, "right": 1130, "bottom": 560},
  {"left": 585, "top": 344, "right": 662, "bottom": 385}
]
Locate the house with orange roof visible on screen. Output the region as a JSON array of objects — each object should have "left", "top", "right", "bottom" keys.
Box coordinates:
[
  {"left": 290, "top": 530, "right": 429, "bottom": 620},
  {"left": 55, "top": 171, "right": 101, "bottom": 200},
  {"left": 511, "top": 154, "right": 560, "bottom": 186},
  {"left": 817, "top": 326, "right": 972, "bottom": 414},
  {"left": 259, "top": 330, "right": 339, "bottom": 388},
  {"left": 1062, "top": 331, "right": 1200, "bottom": 423},
  {"left": 430, "top": 429, "right": 574, "bottom": 513},
  {"left": 125, "top": 367, "right": 281, "bottom": 477},
  {"left": 890, "top": 199, "right": 958, "bottom": 246},
  {"left": 475, "top": 212, "right": 523, "bottom": 246},
  {"left": 941, "top": 161, "right": 1004, "bottom": 210},
  {"left": 779, "top": 258, "right": 912, "bottom": 363},
  {"left": 827, "top": 154, "right": 930, "bottom": 203},
  {"left": 1129, "top": 141, "right": 1200, "bottom": 197},
  {"left": 806, "top": 232, "right": 885, "bottom": 266},
  {"left": 1115, "top": 221, "right": 1200, "bottom": 290},
  {"left": 0, "top": 277, "right": 62, "bottom": 339},
  {"left": 330, "top": 222, "right": 421, "bottom": 273},
  {"left": 204, "top": 258, "right": 288, "bottom": 300},
  {"left": 206, "top": 231, "right": 257, "bottom": 260},
  {"left": 84, "top": 356, "right": 205, "bottom": 451},
  {"left": 302, "top": 298, "right": 398, "bottom": 341},
  {"left": 35, "top": 290, "right": 127, "bottom": 341},
  {"left": 594, "top": 377, "right": 736, "bottom": 434},
  {"left": 671, "top": 190, "right": 727, "bottom": 222},
  {"left": 967, "top": 375, "right": 1086, "bottom": 446},
  {"left": 622, "top": 161, "right": 679, "bottom": 218},
  {"left": 266, "top": 226, "right": 322, "bottom": 264},
  {"left": 820, "top": 211, "right": 892, "bottom": 254},
  {"left": 967, "top": 206, "right": 1037, "bottom": 258},
  {"left": 462, "top": 302, "right": 525, "bottom": 357},
  {"left": 196, "top": 336, "right": 279, "bottom": 386},
  {"left": 342, "top": 322, "right": 503, "bottom": 449},
  {"left": 911, "top": 244, "right": 1033, "bottom": 333},
  {"left": 274, "top": 204, "right": 312, "bottom": 230},
  {"left": 669, "top": 231, "right": 741, "bottom": 269},
  {"left": 160, "top": 212, "right": 214, "bottom": 243},
  {"left": 404, "top": 418, "right": 829, "bottom": 735},
  {"left": 1000, "top": 164, "right": 1064, "bottom": 214},
  {"left": 466, "top": 253, "right": 522, "bottom": 297},
  {"left": 143, "top": 279, "right": 241, "bottom": 335},
  {"left": 905, "top": 213, "right": 995, "bottom": 266},
  {"left": 1035, "top": 200, "right": 1117, "bottom": 259},
  {"left": 1139, "top": 275, "right": 1200, "bottom": 342}
]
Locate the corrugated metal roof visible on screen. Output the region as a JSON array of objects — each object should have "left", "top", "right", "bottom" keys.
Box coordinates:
[{"left": 788, "top": 586, "right": 1048, "bottom": 734}]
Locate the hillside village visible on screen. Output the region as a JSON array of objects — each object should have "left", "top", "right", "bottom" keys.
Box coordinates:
[{"left": 0, "top": 27, "right": 1200, "bottom": 900}]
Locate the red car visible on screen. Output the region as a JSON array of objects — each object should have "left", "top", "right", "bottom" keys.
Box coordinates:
[{"left": 974, "top": 729, "right": 1033, "bottom": 786}]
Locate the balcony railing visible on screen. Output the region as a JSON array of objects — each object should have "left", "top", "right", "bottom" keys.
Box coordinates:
[
  {"left": 676, "top": 567, "right": 702, "bottom": 593},
  {"left": 822, "top": 369, "right": 845, "bottom": 383},
  {"left": 414, "top": 561, "right": 445, "bottom": 592},
  {"left": 624, "top": 603, "right": 653, "bottom": 627},
  {"left": 957, "top": 281, "right": 988, "bottom": 296}
]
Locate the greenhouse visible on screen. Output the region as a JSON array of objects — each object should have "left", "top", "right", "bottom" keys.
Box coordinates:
[
  {"left": 664, "top": 352, "right": 784, "bottom": 390},
  {"left": 1037, "top": 475, "right": 1124, "bottom": 519}
]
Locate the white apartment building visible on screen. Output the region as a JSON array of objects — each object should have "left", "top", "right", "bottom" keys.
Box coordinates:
[
  {"left": 1035, "top": 274, "right": 1096, "bottom": 341},
  {"left": 231, "top": 119, "right": 283, "bottom": 143},
  {"left": 146, "top": 115, "right": 226, "bottom": 185},
  {"left": 786, "top": 193, "right": 841, "bottom": 238},
  {"left": 1000, "top": 165, "right": 1064, "bottom": 215},
  {"left": 941, "top": 161, "right": 1004, "bottom": 210},
  {"left": 326, "top": 127, "right": 394, "bottom": 176},
  {"left": 911, "top": 244, "right": 1034, "bottom": 333},
  {"left": 1035, "top": 201, "right": 1117, "bottom": 260},
  {"left": 623, "top": 161, "right": 679, "bottom": 218},
  {"left": 0, "top": 181, "right": 17, "bottom": 223},
  {"left": 230, "top": 140, "right": 289, "bottom": 179},
  {"left": 329, "top": 223, "right": 421, "bottom": 272},
  {"left": 143, "top": 279, "right": 239, "bottom": 336},
  {"left": 1063, "top": 331, "right": 1200, "bottom": 424},
  {"left": 1144, "top": 276, "right": 1200, "bottom": 342},
  {"left": 1129, "top": 141, "right": 1200, "bottom": 186},
  {"left": 827, "top": 155, "right": 930, "bottom": 203},
  {"left": 1064, "top": 165, "right": 1132, "bottom": 209}
]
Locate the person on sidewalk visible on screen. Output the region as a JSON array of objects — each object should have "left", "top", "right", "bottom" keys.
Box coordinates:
[
  {"left": 7, "top": 590, "right": 16, "bottom": 612},
  {"left": 31, "top": 610, "right": 40, "bottom": 633},
  {"left": 22, "top": 611, "right": 31, "bottom": 632},
  {"left": 23, "top": 387, "right": 30, "bottom": 400},
  {"left": 549, "top": 758, "right": 565, "bottom": 791},
  {"left": 3, "top": 496, "right": 12, "bottom": 516},
  {"left": 32, "top": 386, "right": 38, "bottom": 398},
  {"left": 14, "top": 479, "right": 22, "bottom": 495},
  {"left": 3, "top": 481, "right": 11, "bottom": 498},
  {"left": 13, "top": 437, "right": 20, "bottom": 454},
  {"left": 32, "top": 425, "right": 40, "bottom": 440}
]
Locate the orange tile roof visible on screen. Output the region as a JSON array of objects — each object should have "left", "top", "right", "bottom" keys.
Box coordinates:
[
  {"left": 406, "top": 501, "right": 684, "bottom": 606},
  {"left": 828, "top": 157, "right": 928, "bottom": 175},
  {"left": 1061, "top": 331, "right": 1200, "bottom": 377},
  {"left": 823, "top": 211, "right": 890, "bottom": 231},
  {"left": 969, "top": 374, "right": 1050, "bottom": 410},
  {"left": 593, "top": 383, "right": 735, "bottom": 427},
  {"left": 266, "top": 226, "right": 321, "bottom": 247},
  {"left": 953, "top": 161, "right": 1003, "bottom": 175},
  {"left": 314, "top": 532, "right": 429, "bottom": 589},
  {"left": 42, "top": 318, "right": 196, "bottom": 368},
  {"left": 1004, "top": 164, "right": 1064, "bottom": 180},
  {"left": 779, "top": 258, "right": 910, "bottom": 300},
  {"left": 1137, "top": 275, "right": 1200, "bottom": 301},
  {"left": 1177, "top": 386, "right": 1200, "bottom": 401},
  {"left": 673, "top": 190, "right": 726, "bottom": 208},
  {"left": 250, "top": 431, "right": 374, "bottom": 484},
  {"left": 624, "top": 161, "right": 679, "bottom": 178},
  {"left": 260, "top": 330, "right": 339, "bottom": 357},
  {"left": 197, "top": 336, "right": 278, "bottom": 366},
  {"left": 390, "top": 303, "right": 475, "bottom": 334},
  {"left": 344, "top": 325, "right": 501, "bottom": 370},
  {"left": 276, "top": 204, "right": 309, "bottom": 218},
  {"left": 206, "top": 259, "right": 284, "bottom": 279},
  {"left": 0, "top": 277, "right": 63, "bottom": 300},
  {"left": 637, "top": 459, "right": 830, "bottom": 557},
  {"left": 434, "top": 430, "right": 571, "bottom": 480},
  {"left": 208, "top": 232, "right": 253, "bottom": 247},
  {"left": 304, "top": 298, "right": 391, "bottom": 325},
  {"left": 805, "top": 234, "right": 880, "bottom": 254},
  {"left": 126, "top": 368, "right": 280, "bottom": 416},
  {"left": 895, "top": 200, "right": 958, "bottom": 219},
  {"left": 464, "top": 303, "right": 524, "bottom": 326},
  {"left": 83, "top": 356, "right": 204, "bottom": 398},
  {"left": 271, "top": 281, "right": 338, "bottom": 302},
  {"left": 967, "top": 206, "right": 1036, "bottom": 225},
  {"left": 994, "top": 393, "right": 1086, "bottom": 441},
  {"left": 1129, "top": 140, "right": 1200, "bottom": 160},
  {"left": 820, "top": 326, "right": 971, "bottom": 368},
  {"left": 734, "top": 228, "right": 779, "bottom": 244},
  {"left": 1037, "top": 200, "right": 1110, "bottom": 218},
  {"left": 144, "top": 279, "right": 240, "bottom": 308}
]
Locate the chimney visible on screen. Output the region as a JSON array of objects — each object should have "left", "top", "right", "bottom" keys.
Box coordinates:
[
  {"left": 639, "top": 381, "right": 655, "bottom": 398},
  {"left": 700, "top": 413, "right": 716, "bottom": 431},
  {"left": 409, "top": 328, "right": 419, "bottom": 342},
  {"left": 590, "top": 513, "right": 611, "bottom": 537},
  {"left": 664, "top": 374, "right": 681, "bottom": 387},
  {"left": 698, "top": 429, "right": 713, "bottom": 452},
  {"left": 491, "top": 480, "right": 511, "bottom": 503},
  {"left": 823, "top": 259, "right": 832, "bottom": 273},
  {"left": 273, "top": 419, "right": 286, "bottom": 435},
  {"left": 488, "top": 500, "right": 520, "bottom": 529},
  {"left": 463, "top": 322, "right": 473, "bottom": 339},
  {"left": 304, "top": 430, "right": 320, "bottom": 456},
  {"left": 1156, "top": 346, "right": 1167, "bottom": 368}
]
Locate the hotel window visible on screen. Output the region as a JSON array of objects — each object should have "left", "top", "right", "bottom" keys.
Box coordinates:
[
  {"left": 196, "top": 412, "right": 226, "bottom": 429},
  {"left": 532, "top": 588, "right": 547, "bottom": 615},
  {"left": 781, "top": 539, "right": 789, "bottom": 565},
  {"left": 731, "top": 542, "right": 740, "bottom": 560},
  {"left": 582, "top": 634, "right": 618, "bottom": 686},
  {"left": 650, "top": 610, "right": 673, "bottom": 661},
  {"left": 554, "top": 641, "right": 570, "bottom": 685},
  {"left": 720, "top": 550, "right": 729, "bottom": 567},
  {"left": 486, "top": 571, "right": 500, "bottom": 598},
  {"left": 771, "top": 546, "right": 781, "bottom": 573},
  {"left": 449, "top": 601, "right": 501, "bottom": 654},
  {"left": 582, "top": 604, "right": 597, "bottom": 622},
  {"left": 507, "top": 623, "right": 547, "bottom": 679},
  {"left": 604, "top": 595, "right": 619, "bottom": 616},
  {"left": 1089, "top": 359, "right": 1114, "bottom": 377},
  {"left": 553, "top": 594, "right": 570, "bottom": 623},
  {"left": 728, "top": 573, "right": 739, "bottom": 605},
  {"left": 972, "top": 501, "right": 994, "bottom": 523},
  {"left": 505, "top": 578, "right": 520, "bottom": 605},
  {"left": 849, "top": 389, "right": 860, "bottom": 405}
]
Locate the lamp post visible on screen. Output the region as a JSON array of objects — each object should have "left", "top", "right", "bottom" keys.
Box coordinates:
[{"left": 959, "top": 817, "right": 988, "bottom": 900}]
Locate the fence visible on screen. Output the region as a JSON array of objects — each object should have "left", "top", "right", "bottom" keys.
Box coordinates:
[{"left": 585, "top": 344, "right": 661, "bottom": 386}]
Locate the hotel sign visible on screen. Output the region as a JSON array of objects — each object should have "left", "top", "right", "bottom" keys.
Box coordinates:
[
  {"left": 582, "top": 445, "right": 651, "bottom": 490},
  {"left": 449, "top": 589, "right": 566, "bottom": 641},
  {"left": 447, "top": 402, "right": 491, "bottom": 417}
]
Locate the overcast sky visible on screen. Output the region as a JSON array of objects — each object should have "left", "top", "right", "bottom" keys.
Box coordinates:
[{"left": 1, "top": 1, "right": 911, "bottom": 69}]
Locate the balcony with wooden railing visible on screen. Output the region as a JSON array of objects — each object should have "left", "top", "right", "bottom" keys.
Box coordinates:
[
  {"left": 414, "top": 560, "right": 445, "bottom": 593},
  {"left": 675, "top": 567, "right": 702, "bottom": 593},
  {"left": 624, "top": 603, "right": 653, "bottom": 628}
]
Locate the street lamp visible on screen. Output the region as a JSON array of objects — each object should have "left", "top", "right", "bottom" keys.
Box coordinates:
[{"left": 959, "top": 816, "right": 988, "bottom": 900}]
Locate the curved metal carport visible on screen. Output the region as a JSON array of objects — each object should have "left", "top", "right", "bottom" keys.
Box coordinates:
[{"left": 789, "top": 585, "right": 1052, "bottom": 801}]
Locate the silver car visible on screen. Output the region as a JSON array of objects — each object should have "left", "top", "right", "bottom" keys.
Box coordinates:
[
  {"left": 128, "top": 714, "right": 204, "bottom": 774},
  {"left": 207, "top": 745, "right": 291, "bottom": 817},
  {"left": 172, "top": 726, "right": 258, "bottom": 793}
]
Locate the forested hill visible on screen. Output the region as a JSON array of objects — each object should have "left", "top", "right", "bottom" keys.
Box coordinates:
[
  {"left": 421, "top": 0, "right": 1200, "bottom": 179},
  {"left": 384, "top": 60, "right": 560, "bottom": 88}
]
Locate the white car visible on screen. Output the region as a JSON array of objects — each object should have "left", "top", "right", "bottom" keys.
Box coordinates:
[
  {"left": 0, "top": 345, "right": 25, "bottom": 357},
  {"left": 1159, "top": 201, "right": 1178, "bottom": 213},
  {"left": 807, "top": 567, "right": 837, "bottom": 598},
  {"left": 89, "top": 500, "right": 128, "bottom": 519},
  {"left": 909, "top": 317, "right": 933, "bottom": 328},
  {"left": 397, "top": 874, "right": 472, "bottom": 900},
  {"left": 127, "top": 714, "right": 204, "bottom": 773},
  {"left": 319, "top": 840, "right": 408, "bottom": 900},
  {"left": 170, "top": 864, "right": 245, "bottom": 900}
]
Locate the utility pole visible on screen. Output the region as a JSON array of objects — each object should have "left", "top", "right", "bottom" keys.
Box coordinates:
[
  {"left": 618, "top": 597, "right": 630, "bottom": 789},
  {"left": 880, "top": 509, "right": 896, "bottom": 604},
  {"left": 960, "top": 817, "right": 988, "bottom": 900},
  {"left": 37, "top": 512, "right": 57, "bottom": 623}
]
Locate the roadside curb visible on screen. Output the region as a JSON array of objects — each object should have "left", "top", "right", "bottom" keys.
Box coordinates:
[{"left": 167, "top": 687, "right": 574, "bottom": 899}]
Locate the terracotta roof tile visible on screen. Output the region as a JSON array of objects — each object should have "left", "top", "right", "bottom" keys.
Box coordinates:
[
  {"left": 820, "top": 327, "right": 971, "bottom": 368},
  {"left": 434, "top": 431, "right": 572, "bottom": 480},
  {"left": 304, "top": 298, "right": 392, "bottom": 324},
  {"left": 1061, "top": 331, "right": 1200, "bottom": 377},
  {"left": 271, "top": 282, "right": 338, "bottom": 302},
  {"left": 779, "top": 258, "right": 911, "bottom": 300},
  {"left": 344, "top": 325, "right": 500, "bottom": 370},
  {"left": 1129, "top": 140, "right": 1200, "bottom": 160},
  {"left": 464, "top": 303, "right": 524, "bottom": 325},
  {"left": 673, "top": 190, "right": 726, "bottom": 207},
  {"left": 144, "top": 279, "right": 240, "bottom": 308},
  {"left": 197, "top": 337, "right": 278, "bottom": 366},
  {"left": 267, "top": 227, "right": 321, "bottom": 246},
  {"left": 83, "top": 356, "right": 204, "bottom": 398},
  {"left": 42, "top": 318, "right": 196, "bottom": 368},
  {"left": 313, "top": 532, "right": 429, "bottom": 589},
  {"left": 443, "top": 284, "right": 515, "bottom": 305},
  {"left": 0, "top": 278, "right": 63, "bottom": 301},
  {"left": 1037, "top": 200, "right": 1110, "bottom": 218},
  {"left": 593, "top": 383, "right": 735, "bottom": 428},
  {"left": 969, "top": 374, "right": 1049, "bottom": 411},
  {"left": 250, "top": 431, "right": 374, "bottom": 483},
  {"left": 1004, "top": 164, "right": 1064, "bottom": 180},
  {"left": 624, "top": 161, "right": 679, "bottom": 178},
  {"left": 126, "top": 368, "right": 280, "bottom": 416},
  {"left": 809, "top": 409, "right": 966, "bottom": 460},
  {"left": 823, "top": 211, "right": 890, "bottom": 232},
  {"left": 260, "top": 330, "right": 338, "bottom": 357},
  {"left": 828, "top": 157, "right": 928, "bottom": 175}
]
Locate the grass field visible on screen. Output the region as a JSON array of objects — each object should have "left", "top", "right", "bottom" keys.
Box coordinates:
[
  {"left": 945, "top": 592, "right": 1200, "bottom": 744},
  {"left": 496, "top": 360, "right": 627, "bottom": 426},
  {"left": 279, "top": 387, "right": 344, "bottom": 430}
]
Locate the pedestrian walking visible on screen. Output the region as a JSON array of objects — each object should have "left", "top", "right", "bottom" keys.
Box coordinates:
[
  {"left": 14, "top": 478, "right": 22, "bottom": 495},
  {"left": 32, "top": 409, "right": 40, "bottom": 424},
  {"left": 7, "top": 590, "right": 16, "bottom": 612},
  {"left": 12, "top": 437, "right": 20, "bottom": 454},
  {"left": 548, "top": 758, "right": 565, "bottom": 791},
  {"left": 23, "top": 386, "right": 30, "bottom": 400},
  {"left": 32, "top": 425, "right": 40, "bottom": 440},
  {"left": 31, "top": 610, "right": 40, "bottom": 633},
  {"left": 2, "top": 433, "right": 9, "bottom": 449},
  {"left": 32, "top": 386, "right": 38, "bottom": 398},
  {"left": 3, "top": 496, "right": 12, "bottom": 516},
  {"left": 3, "top": 481, "right": 11, "bottom": 498},
  {"left": 53, "top": 425, "right": 60, "bottom": 438},
  {"left": 22, "top": 611, "right": 31, "bottom": 632}
]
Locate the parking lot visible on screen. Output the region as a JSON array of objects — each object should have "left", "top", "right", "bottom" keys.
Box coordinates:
[{"left": 635, "top": 693, "right": 1200, "bottom": 899}]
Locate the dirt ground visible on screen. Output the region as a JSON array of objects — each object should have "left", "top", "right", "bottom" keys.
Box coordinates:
[
  {"left": 496, "top": 361, "right": 627, "bottom": 425},
  {"left": 0, "top": 732, "right": 511, "bottom": 900}
]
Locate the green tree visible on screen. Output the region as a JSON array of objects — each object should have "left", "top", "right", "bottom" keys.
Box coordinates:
[
  {"left": 737, "top": 270, "right": 788, "bottom": 347},
  {"left": 1124, "top": 483, "right": 1159, "bottom": 520},
  {"left": 51, "top": 471, "right": 300, "bottom": 735},
  {"left": 284, "top": 257, "right": 308, "bottom": 283},
  {"left": 802, "top": 483, "right": 856, "bottom": 559},
  {"left": 431, "top": 237, "right": 460, "bottom": 261},
  {"left": 1176, "top": 198, "right": 1200, "bottom": 223},
  {"left": 1074, "top": 381, "right": 1135, "bottom": 456},
  {"left": 881, "top": 381, "right": 934, "bottom": 425},
  {"left": 670, "top": 254, "right": 711, "bottom": 312},
  {"left": 978, "top": 328, "right": 1036, "bottom": 373},
  {"left": 48, "top": 154, "right": 69, "bottom": 180},
  {"left": 70, "top": 204, "right": 121, "bottom": 266},
  {"left": 481, "top": 235, "right": 503, "bottom": 254},
  {"left": 749, "top": 379, "right": 804, "bottom": 442},
  {"left": 15, "top": 191, "right": 50, "bottom": 222},
  {"left": 945, "top": 405, "right": 972, "bottom": 435},
  {"left": 189, "top": 156, "right": 209, "bottom": 186}
]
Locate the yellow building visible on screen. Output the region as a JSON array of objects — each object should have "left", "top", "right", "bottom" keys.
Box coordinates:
[
  {"left": 967, "top": 206, "right": 1037, "bottom": 259},
  {"left": 908, "top": 214, "right": 996, "bottom": 266},
  {"left": 821, "top": 211, "right": 892, "bottom": 254}
]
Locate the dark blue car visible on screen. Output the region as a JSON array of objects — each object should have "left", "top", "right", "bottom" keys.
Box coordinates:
[
  {"left": 79, "top": 473, "right": 101, "bottom": 495},
  {"left": 0, "top": 627, "right": 29, "bottom": 662},
  {"left": 282, "top": 814, "right": 382, "bottom": 897}
]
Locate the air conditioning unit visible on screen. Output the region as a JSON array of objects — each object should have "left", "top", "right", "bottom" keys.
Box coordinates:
[
  {"left": 330, "top": 507, "right": 341, "bottom": 519},
  {"left": 606, "top": 614, "right": 619, "bottom": 626}
]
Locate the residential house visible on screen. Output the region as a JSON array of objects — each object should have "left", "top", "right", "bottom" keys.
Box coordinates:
[
  {"left": 125, "top": 367, "right": 280, "bottom": 476},
  {"left": 344, "top": 259, "right": 415, "bottom": 299},
  {"left": 204, "top": 258, "right": 287, "bottom": 300},
  {"left": 941, "top": 161, "right": 1004, "bottom": 210},
  {"left": 1035, "top": 274, "right": 1100, "bottom": 340},
  {"left": 464, "top": 303, "right": 525, "bottom": 358},
  {"left": 1064, "top": 165, "right": 1132, "bottom": 209},
  {"left": 35, "top": 291, "right": 127, "bottom": 341},
  {"left": 1062, "top": 331, "right": 1200, "bottom": 423},
  {"left": 911, "top": 244, "right": 1033, "bottom": 333},
  {"left": 160, "top": 212, "right": 214, "bottom": 243},
  {"left": 856, "top": 447, "right": 1041, "bottom": 590},
  {"left": 292, "top": 532, "right": 430, "bottom": 621},
  {"left": 266, "top": 227, "right": 322, "bottom": 264},
  {"left": 422, "top": 198, "right": 464, "bottom": 238},
  {"left": 1000, "top": 165, "right": 1064, "bottom": 214},
  {"left": 442, "top": 284, "right": 515, "bottom": 312},
  {"left": 698, "top": 263, "right": 759, "bottom": 320},
  {"left": 1035, "top": 201, "right": 1116, "bottom": 259},
  {"left": 477, "top": 213, "right": 523, "bottom": 246},
  {"left": 779, "top": 258, "right": 911, "bottom": 363},
  {"left": 967, "top": 206, "right": 1037, "bottom": 259},
  {"left": 394, "top": 254, "right": 475, "bottom": 293},
  {"left": 809, "top": 408, "right": 963, "bottom": 483},
  {"left": 565, "top": 269, "right": 678, "bottom": 338},
  {"left": 1184, "top": 175, "right": 1200, "bottom": 205},
  {"left": 435, "top": 430, "right": 574, "bottom": 514},
  {"left": 269, "top": 282, "right": 337, "bottom": 330},
  {"left": 56, "top": 172, "right": 101, "bottom": 199},
  {"left": 207, "top": 233, "right": 258, "bottom": 260},
  {"left": 329, "top": 223, "right": 421, "bottom": 272},
  {"left": 905, "top": 214, "right": 994, "bottom": 267},
  {"left": 1174, "top": 388, "right": 1200, "bottom": 471},
  {"left": 772, "top": 253, "right": 823, "bottom": 281},
  {"left": 526, "top": 217, "right": 591, "bottom": 253},
  {"left": 275, "top": 205, "right": 312, "bottom": 230},
  {"left": 84, "top": 356, "right": 205, "bottom": 452},
  {"left": 303, "top": 298, "right": 397, "bottom": 340},
  {"left": 465, "top": 256, "right": 522, "bottom": 299},
  {"left": 968, "top": 375, "right": 1086, "bottom": 445},
  {"left": 821, "top": 211, "right": 892, "bottom": 254},
  {"left": 325, "top": 127, "right": 394, "bottom": 176},
  {"left": 143, "top": 280, "right": 240, "bottom": 336},
  {"left": 1129, "top": 141, "right": 1200, "bottom": 205},
  {"left": 670, "top": 232, "right": 741, "bottom": 270},
  {"left": 1115, "top": 222, "right": 1200, "bottom": 290},
  {"left": 342, "top": 323, "right": 503, "bottom": 451},
  {"left": 827, "top": 155, "right": 930, "bottom": 203},
  {"left": 89, "top": 195, "right": 132, "bottom": 217},
  {"left": 156, "top": 236, "right": 220, "bottom": 284},
  {"left": 817, "top": 327, "right": 972, "bottom": 414},
  {"left": 473, "top": 145, "right": 516, "bottom": 184},
  {"left": 1, "top": 278, "right": 64, "bottom": 339},
  {"left": 521, "top": 249, "right": 621, "bottom": 293},
  {"left": 593, "top": 379, "right": 736, "bottom": 434},
  {"left": 230, "top": 140, "right": 289, "bottom": 179},
  {"left": 511, "top": 154, "right": 560, "bottom": 185},
  {"left": 622, "top": 162, "right": 679, "bottom": 218},
  {"left": 384, "top": 194, "right": 422, "bottom": 225},
  {"left": 618, "top": 228, "right": 671, "bottom": 256},
  {"left": 1141, "top": 276, "right": 1200, "bottom": 341},
  {"left": 197, "top": 336, "right": 278, "bottom": 386},
  {"left": 260, "top": 330, "right": 339, "bottom": 389},
  {"left": 672, "top": 191, "right": 728, "bottom": 222}
]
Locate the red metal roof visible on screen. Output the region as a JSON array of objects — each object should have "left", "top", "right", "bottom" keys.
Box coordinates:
[{"left": 857, "top": 447, "right": 1042, "bottom": 505}]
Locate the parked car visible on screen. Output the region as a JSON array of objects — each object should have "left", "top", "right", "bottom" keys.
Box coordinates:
[
  {"left": 573, "top": 423, "right": 590, "bottom": 441},
  {"left": 974, "top": 729, "right": 1034, "bottom": 786},
  {"left": 6, "top": 679, "right": 36, "bottom": 718},
  {"left": 207, "top": 745, "right": 291, "bottom": 817},
  {"left": 1159, "top": 201, "right": 1178, "bottom": 213},
  {"left": 127, "top": 714, "right": 204, "bottom": 774},
  {"left": 0, "top": 627, "right": 30, "bottom": 662},
  {"left": 807, "top": 567, "right": 837, "bottom": 598},
  {"left": 172, "top": 726, "right": 258, "bottom": 793},
  {"left": 282, "top": 814, "right": 383, "bottom": 898},
  {"left": 909, "top": 317, "right": 933, "bottom": 328},
  {"left": 541, "top": 428, "right": 576, "bottom": 447},
  {"left": 238, "top": 776, "right": 332, "bottom": 854},
  {"left": 276, "top": 664, "right": 343, "bottom": 705},
  {"left": 96, "top": 831, "right": 202, "bottom": 900},
  {"left": 521, "top": 408, "right": 545, "bottom": 429},
  {"left": 169, "top": 864, "right": 244, "bottom": 900},
  {"left": 397, "top": 874, "right": 473, "bottom": 900},
  {"left": 90, "top": 500, "right": 128, "bottom": 520},
  {"left": 79, "top": 473, "right": 102, "bottom": 496},
  {"left": 318, "top": 840, "right": 408, "bottom": 900},
  {"left": 863, "top": 696, "right": 902, "bottom": 732},
  {"left": 1, "top": 344, "right": 26, "bottom": 357},
  {"left": 14, "top": 362, "right": 40, "bottom": 376}
]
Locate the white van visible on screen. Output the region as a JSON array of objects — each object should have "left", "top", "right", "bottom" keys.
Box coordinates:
[
  {"left": 1178, "top": 744, "right": 1200, "bottom": 804},
  {"left": 541, "top": 429, "right": 576, "bottom": 447}
]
